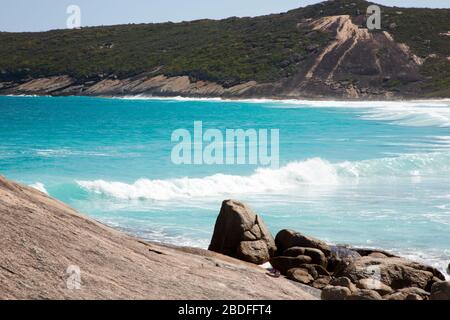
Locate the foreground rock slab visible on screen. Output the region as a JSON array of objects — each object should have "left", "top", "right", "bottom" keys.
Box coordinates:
[{"left": 0, "top": 176, "right": 314, "bottom": 300}]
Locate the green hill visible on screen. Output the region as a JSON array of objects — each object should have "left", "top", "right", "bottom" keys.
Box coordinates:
[{"left": 0, "top": 0, "right": 449, "bottom": 98}]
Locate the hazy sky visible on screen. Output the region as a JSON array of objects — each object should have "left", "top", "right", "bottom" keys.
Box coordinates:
[{"left": 1, "top": 0, "right": 449, "bottom": 32}]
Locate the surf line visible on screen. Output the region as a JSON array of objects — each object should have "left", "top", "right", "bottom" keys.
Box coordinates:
[{"left": 171, "top": 121, "right": 280, "bottom": 168}]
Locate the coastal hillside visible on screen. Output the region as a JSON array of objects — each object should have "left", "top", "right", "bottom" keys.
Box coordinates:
[
  {"left": 0, "top": 175, "right": 315, "bottom": 299},
  {"left": 0, "top": 0, "right": 449, "bottom": 99}
]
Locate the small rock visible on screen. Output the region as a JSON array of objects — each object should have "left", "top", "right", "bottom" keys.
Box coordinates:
[
  {"left": 354, "top": 248, "right": 396, "bottom": 258},
  {"left": 321, "top": 286, "right": 352, "bottom": 300},
  {"left": 326, "top": 256, "right": 352, "bottom": 274},
  {"left": 331, "top": 246, "right": 362, "bottom": 260},
  {"left": 427, "top": 276, "right": 445, "bottom": 292},
  {"left": 406, "top": 293, "right": 423, "bottom": 300},
  {"left": 283, "top": 247, "right": 327, "bottom": 267},
  {"left": 399, "top": 287, "right": 430, "bottom": 299},
  {"left": 386, "top": 291, "right": 425, "bottom": 301},
  {"left": 301, "top": 265, "right": 318, "bottom": 279},
  {"left": 286, "top": 268, "right": 314, "bottom": 285},
  {"left": 236, "top": 240, "right": 270, "bottom": 265},
  {"left": 312, "top": 276, "right": 331, "bottom": 289},
  {"left": 275, "top": 230, "right": 331, "bottom": 257},
  {"left": 330, "top": 277, "right": 358, "bottom": 293},
  {"left": 306, "top": 264, "right": 330, "bottom": 276},
  {"left": 299, "top": 264, "right": 330, "bottom": 280},
  {"left": 347, "top": 289, "right": 383, "bottom": 300},
  {"left": 430, "top": 281, "right": 450, "bottom": 300},
  {"left": 270, "top": 255, "right": 312, "bottom": 274},
  {"left": 385, "top": 292, "right": 409, "bottom": 300},
  {"left": 357, "top": 278, "right": 394, "bottom": 295},
  {"left": 368, "top": 252, "right": 388, "bottom": 259}
]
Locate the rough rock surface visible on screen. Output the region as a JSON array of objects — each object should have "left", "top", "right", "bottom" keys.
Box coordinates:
[
  {"left": 321, "top": 286, "right": 352, "bottom": 300},
  {"left": 290, "top": 15, "right": 424, "bottom": 99},
  {"left": 399, "top": 287, "right": 430, "bottom": 299},
  {"left": 13, "top": 76, "right": 75, "bottom": 94},
  {"left": 312, "top": 276, "right": 332, "bottom": 289},
  {"left": 275, "top": 229, "right": 331, "bottom": 257},
  {"left": 286, "top": 268, "right": 315, "bottom": 285},
  {"left": 354, "top": 248, "right": 397, "bottom": 258},
  {"left": 347, "top": 289, "right": 383, "bottom": 300},
  {"left": 208, "top": 200, "right": 276, "bottom": 264},
  {"left": 430, "top": 281, "right": 450, "bottom": 300},
  {"left": 283, "top": 247, "right": 327, "bottom": 267},
  {"left": 382, "top": 287, "right": 431, "bottom": 301},
  {"left": 356, "top": 278, "right": 394, "bottom": 296},
  {"left": 330, "top": 245, "right": 362, "bottom": 260},
  {"left": 335, "top": 256, "right": 445, "bottom": 290},
  {"left": 270, "top": 256, "right": 313, "bottom": 274},
  {"left": 330, "top": 277, "right": 357, "bottom": 293},
  {"left": 0, "top": 176, "right": 315, "bottom": 300}
]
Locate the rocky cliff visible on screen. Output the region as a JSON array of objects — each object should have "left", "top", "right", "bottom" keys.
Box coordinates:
[
  {"left": 0, "top": 0, "right": 449, "bottom": 99},
  {"left": 0, "top": 175, "right": 315, "bottom": 300}
]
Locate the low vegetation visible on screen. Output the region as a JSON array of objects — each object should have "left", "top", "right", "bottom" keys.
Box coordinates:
[{"left": 0, "top": 0, "right": 449, "bottom": 95}]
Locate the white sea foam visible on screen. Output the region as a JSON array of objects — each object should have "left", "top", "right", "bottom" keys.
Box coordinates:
[
  {"left": 117, "top": 94, "right": 450, "bottom": 106},
  {"left": 9, "top": 93, "right": 450, "bottom": 127},
  {"left": 336, "top": 152, "right": 450, "bottom": 178},
  {"left": 29, "top": 182, "right": 48, "bottom": 195},
  {"left": 6, "top": 94, "right": 50, "bottom": 97},
  {"left": 35, "top": 148, "right": 110, "bottom": 157},
  {"left": 77, "top": 153, "right": 450, "bottom": 201},
  {"left": 267, "top": 99, "right": 450, "bottom": 128},
  {"left": 120, "top": 94, "right": 225, "bottom": 102},
  {"left": 77, "top": 158, "right": 339, "bottom": 200}
]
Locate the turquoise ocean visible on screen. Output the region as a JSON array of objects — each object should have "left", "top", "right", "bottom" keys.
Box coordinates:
[{"left": 1, "top": 95, "right": 449, "bottom": 275}]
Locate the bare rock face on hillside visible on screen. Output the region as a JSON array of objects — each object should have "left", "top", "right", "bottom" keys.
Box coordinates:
[
  {"left": 208, "top": 200, "right": 276, "bottom": 265},
  {"left": 280, "top": 15, "right": 424, "bottom": 99},
  {"left": 0, "top": 176, "right": 315, "bottom": 300}
]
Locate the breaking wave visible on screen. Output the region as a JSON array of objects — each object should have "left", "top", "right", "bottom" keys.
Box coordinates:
[
  {"left": 117, "top": 96, "right": 450, "bottom": 127},
  {"left": 268, "top": 99, "right": 450, "bottom": 128},
  {"left": 77, "top": 153, "right": 450, "bottom": 200}
]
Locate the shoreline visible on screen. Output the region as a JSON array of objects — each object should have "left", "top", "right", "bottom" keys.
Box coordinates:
[
  {"left": 23, "top": 176, "right": 450, "bottom": 280},
  {"left": 25, "top": 171, "right": 450, "bottom": 281},
  {"left": 116, "top": 225, "right": 450, "bottom": 281},
  {"left": 3, "top": 92, "right": 450, "bottom": 104}
]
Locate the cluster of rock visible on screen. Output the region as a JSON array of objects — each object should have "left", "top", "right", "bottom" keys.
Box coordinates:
[{"left": 209, "top": 200, "right": 450, "bottom": 300}]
